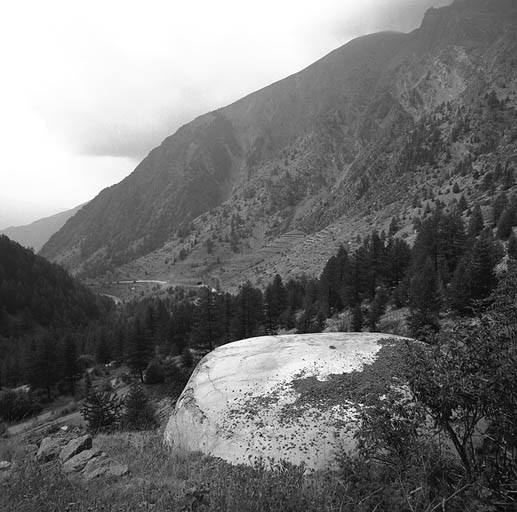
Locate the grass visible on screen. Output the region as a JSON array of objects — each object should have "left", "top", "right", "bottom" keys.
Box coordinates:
[
  {"left": 0, "top": 431, "right": 344, "bottom": 511},
  {"left": 1, "top": 428, "right": 481, "bottom": 512}
]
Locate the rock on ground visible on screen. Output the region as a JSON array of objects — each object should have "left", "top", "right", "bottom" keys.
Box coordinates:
[
  {"left": 62, "top": 448, "right": 103, "bottom": 474},
  {"left": 165, "top": 332, "right": 414, "bottom": 471},
  {"left": 59, "top": 434, "right": 92, "bottom": 462},
  {"left": 36, "top": 436, "right": 67, "bottom": 462},
  {"left": 82, "top": 453, "right": 129, "bottom": 480},
  {"left": 0, "top": 461, "right": 12, "bottom": 471}
]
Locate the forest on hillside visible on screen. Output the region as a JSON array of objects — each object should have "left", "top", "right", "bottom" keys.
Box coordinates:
[{"left": 2, "top": 193, "right": 517, "bottom": 508}]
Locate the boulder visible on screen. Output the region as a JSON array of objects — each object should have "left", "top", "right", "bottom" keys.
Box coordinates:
[
  {"left": 165, "top": 333, "right": 414, "bottom": 471},
  {"left": 36, "top": 436, "right": 65, "bottom": 462},
  {"left": 59, "top": 435, "right": 92, "bottom": 463},
  {"left": 0, "top": 460, "right": 12, "bottom": 481},
  {"left": 0, "top": 460, "right": 11, "bottom": 471},
  {"left": 82, "top": 453, "right": 129, "bottom": 480},
  {"left": 62, "top": 448, "right": 103, "bottom": 474}
]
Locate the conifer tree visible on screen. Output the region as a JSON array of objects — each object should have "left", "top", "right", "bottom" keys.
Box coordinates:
[
  {"left": 62, "top": 334, "right": 79, "bottom": 394},
  {"left": 467, "top": 203, "right": 484, "bottom": 238},
  {"left": 231, "top": 282, "right": 264, "bottom": 340},
  {"left": 508, "top": 232, "right": 517, "bottom": 260},
  {"left": 127, "top": 318, "right": 154, "bottom": 382},
  {"left": 96, "top": 333, "right": 111, "bottom": 364},
  {"left": 407, "top": 258, "right": 442, "bottom": 338},
  {"left": 25, "top": 335, "right": 58, "bottom": 401},
  {"left": 368, "top": 287, "right": 387, "bottom": 332},
  {"left": 123, "top": 383, "right": 156, "bottom": 430},
  {"left": 457, "top": 194, "right": 468, "bottom": 211},
  {"left": 496, "top": 207, "right": 516, "bottom": 240},
  {"left": 351, "top": 303, "right": 363, "bottom": 332},
  {"left": 492, "top": 192, "right": 508, "bottom": 227},
  {"left": 264, "top": 274, "right": 288, "bottom": 331},
  {"left": 388, "top": 216, "right": 400, "bottom": 237},
  {"left": 190, "top": 287, "right": 221, "bottom": 350}
]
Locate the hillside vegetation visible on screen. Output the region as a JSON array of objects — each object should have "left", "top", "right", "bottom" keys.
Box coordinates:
[{"left": 40, "top": 0, "right": 517, "bottom": 289}]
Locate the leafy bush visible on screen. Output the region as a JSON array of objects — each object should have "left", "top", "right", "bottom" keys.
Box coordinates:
[
  {"left": 81, "top": 391, "right": 122, "bottom": 433},
  {"left": 0, "top": 389, "right": 42, "bottom": 422}
]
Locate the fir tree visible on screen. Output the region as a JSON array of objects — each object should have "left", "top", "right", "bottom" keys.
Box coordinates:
[
  {"left": 351, "top": 303, "right": 363, "bottom": 332},
  {"left": 407, "top": 258, "right": 442, "bottom": 339},
  {"left": 264, "top": 274, "right": 288, "bottom": 331},
  {"left": 368, "top": 287, "right": 387, "bottom": 332},
  {"left": 388, "top": 216, "right": 400, "bottom": 237},
  {"left": 231, "top": 282, "right": 264, "bottom": 340},
  {"left": 81, "top": 391, "right": 122, "bottom": 433},
  {"left": 62, "top": 334, "right": 79, "bottom": 394},
  {"left": 492, "top": 192, "right": 508, "bottom": 227},
  {"left": 508, "top": 232, "right": 517, "bottom": 260},
  {"left": 496, "top": 207, "right": 516, "bottom": 240},
  {"left": 467, "top": 203, "right": 484, "bottom": 238},
  {"left": 126, "top": 318, "right": 154, "bottom": 382},
  {"left": 123, "top": 383, "right": 156, "bottom": 430},
  {"left": 190, "top": 287, "right": 221, "bottom": 350}
]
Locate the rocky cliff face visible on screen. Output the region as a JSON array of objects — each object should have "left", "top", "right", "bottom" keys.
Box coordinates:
[{"left": 41, "top": 0, "right": 517, "bottom": 286}]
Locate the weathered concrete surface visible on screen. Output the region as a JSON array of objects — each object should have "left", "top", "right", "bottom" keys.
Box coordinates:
[{"left": 164, "top": 333, "right": 413, "bottom": 471}]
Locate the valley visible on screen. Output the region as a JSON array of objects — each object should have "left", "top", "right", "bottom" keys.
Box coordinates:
[{"left": 2, "top": 1, "right": 517, "bottom": 510}]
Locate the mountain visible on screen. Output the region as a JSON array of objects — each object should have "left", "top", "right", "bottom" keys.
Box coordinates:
[
  {"left": 1, "top": 203, "right": 87, "bottom": 252},
  {"left": 41, "top": 0, "right": 517, "bottom": 289},
  {"left": 0, "top": 235, "right": 109, "bottom": 337}
]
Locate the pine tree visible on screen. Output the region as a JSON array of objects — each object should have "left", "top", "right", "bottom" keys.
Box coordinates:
[
  {"left": 25, "top": 335, "right": 58, "bottom": 401},
  {"left": 231, "top": 282, "right": 264, "bottom": 340},
  {"left": 190, "top": 287, "right": 221, "bottom": 350},
  {"left": 407, "top": 258, "right": 442, "bottom": 339},
  {"left": 123, "top": 383, "right": 156, "bottom": 430},
  {"left": 492, "top": 192, "right": 508, "bottom": 227},
  {"left": 470, "top": 232, "right": 500, "bottom": 303},
  {"left": 62, "top": 334, "right": 79, "bottom": 394},
  {"left": 126, "top": 318, "right": 154, "bottom": 383},
  {"left": 496, "top": 207, "right": 516, "bottom": 240},
  {"left": 388, "top": 216, "right": 400, "bottom": 237},
  {"left": 81, "top": 391, "right": 122, "bottom": 433},
  {"left": 449, "top": 255, "right": 474, "bottom": 315},
  {"left": 96, "top": 333, "right": 111, "bottom": 364},
  {"left": 467, "top": 203, "right": 484, "bottom": 238},
  {"left": 502, "top": 166, "right": 515, "bottom": 190},
  {"left": 508, "top": 232, "right": 517, "bottom": 260},
  {"left": 264, "top": 274, "right": 288, "bottom": 331},
  {"left": 368, "top": 287, "right": 387, "bottom": 332},
  {"left": 351, "top": 303, "right": 363, "bottom": 332}
]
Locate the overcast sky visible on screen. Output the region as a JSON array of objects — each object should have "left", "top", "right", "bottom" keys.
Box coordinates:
[{"left": 0, "top": 0, "right": 452, "bottom": 228}]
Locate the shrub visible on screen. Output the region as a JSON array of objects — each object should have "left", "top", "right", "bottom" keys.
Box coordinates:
[
  {"left": 0, "top": 389, "right": 42, "bottom": 422},
  {"left": 122, "top": 383, "right": 157, "bottom": 430},
  {"left": 182, "top": 347, "right": 194, "bottom": 367},
  {"left": 144, "top": 360, "right": 166, "bottom": 384},
  {"left": 81, "top": 391, "right": 122, "bottom": 433}
]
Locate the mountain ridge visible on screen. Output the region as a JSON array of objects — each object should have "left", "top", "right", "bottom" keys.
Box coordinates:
[
  {"left": 0, "top": 203, "right": 87, "bottom": 252},
  {"left": 41, "top": 0, "right": 517, "bottom": 288}
]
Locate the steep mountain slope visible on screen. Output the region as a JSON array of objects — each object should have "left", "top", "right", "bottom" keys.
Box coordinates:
[
  {"left": 41, "top": 0, "right": 517, "bottom": 287},
  {"left": 0, "top": 235, "right": 108, "bottom": 335},
  {"left": 1, "top": 203, "right": 86, "bottom": 252}
]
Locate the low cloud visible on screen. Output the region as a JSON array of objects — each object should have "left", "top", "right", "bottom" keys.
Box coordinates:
[{"left": 3, "top": 0, "right": 452, "bottom": 161}]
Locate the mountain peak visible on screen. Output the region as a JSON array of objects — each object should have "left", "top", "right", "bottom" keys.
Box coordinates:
[{"left": 41, "top": 0, "right": 517, "bottom": 287}]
